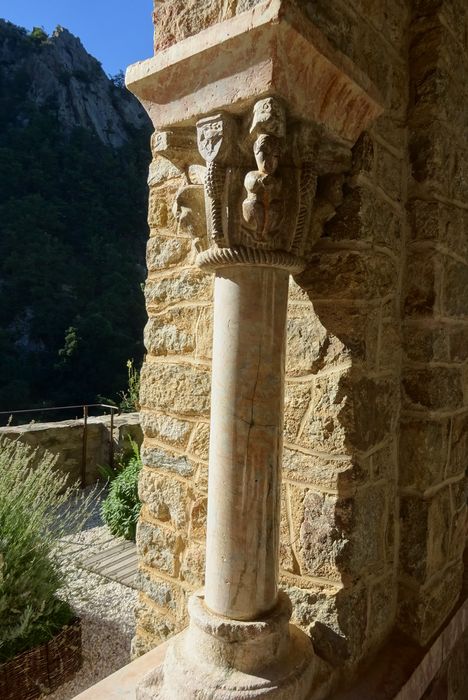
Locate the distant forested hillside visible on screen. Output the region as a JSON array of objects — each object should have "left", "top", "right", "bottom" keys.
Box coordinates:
[{"left": 0, "top": 21, "right": 151, "bottom": 411}]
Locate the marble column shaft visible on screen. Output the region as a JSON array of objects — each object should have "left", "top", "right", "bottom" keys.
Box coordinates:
[{"left": 205, "top": 265, "right": 289, "bottom": 621}]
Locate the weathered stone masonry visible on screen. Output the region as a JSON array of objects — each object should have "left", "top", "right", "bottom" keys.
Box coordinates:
[{"left": 132, "top": 0, "right": 468, "bottom": 690}]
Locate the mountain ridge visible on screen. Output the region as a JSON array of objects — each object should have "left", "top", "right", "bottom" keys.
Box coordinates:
[{"left": 0, "top": 19, "right": 149, "bottom": 146}]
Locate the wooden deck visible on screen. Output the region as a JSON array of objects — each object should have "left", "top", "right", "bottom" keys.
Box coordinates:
[{"left": 77, "top": 539, "right": 138, "bottom": 588}]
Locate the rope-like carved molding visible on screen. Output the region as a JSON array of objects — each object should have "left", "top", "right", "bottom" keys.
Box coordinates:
[{"left": 196, "top": 246, "right": 306, "bottom": 274}]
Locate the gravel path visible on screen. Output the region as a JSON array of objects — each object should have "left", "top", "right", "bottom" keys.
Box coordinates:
[{"left": 39, "top": 489, "right": 138, "bottom": 699}]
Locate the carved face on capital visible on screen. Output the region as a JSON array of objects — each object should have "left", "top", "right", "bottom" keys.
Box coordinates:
[
  {"left": 197, "top": 114, "right": 232, "bottom": 163},
  {"left": 253, "top": 135, "right": 281, "bottom": 175},
  {"left": 251, "top": 97, "right": 286, "bottom": 138}
]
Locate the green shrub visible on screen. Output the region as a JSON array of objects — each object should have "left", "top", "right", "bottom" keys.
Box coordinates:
[
  {"left": 101, "top": 439, "right": 141, "bottom": 541},
  {"left": 119, "top": 359, "right": 141, "bottom": 413},
  {"left": 0, "top": 439, "right": 94, "bottom": 662}
]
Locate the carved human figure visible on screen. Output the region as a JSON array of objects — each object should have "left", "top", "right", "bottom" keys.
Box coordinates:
[{"left": 242, "top": 134, "right": 284, "bottom": 243}]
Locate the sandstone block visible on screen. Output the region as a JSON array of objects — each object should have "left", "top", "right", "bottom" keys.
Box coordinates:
[
  {"left": 279, "top": 484, "right": 297, "bottom": 574},
  {"left": 409, "top": 125, "right": 451, "bottom": 196},
  {"left": 140, "top": 411, "right": 193, "bottom": 448},
  {"left": 188, "top": 494, "right": 207, "bottom": 541},
  {"left": 179, "top": 541, "right": 205, "bottom": 588},
  {"left": 153, "top": 0, "right": 265, "bottom": 51},
  {"left": 375, "top": 142, "right": 402, "bottom": 200},
  {"left": 291, "top": 486, "right": 351, "bottom": 582},
  {"left": 367, "top": 574, "right": 397, "bottom": 650},
  {"left": 297, "top": 249, "right": 397, "bottom": 301},
  {"left": 443, "top": 260, "right": 468, "bottom": 318},
  {"left": 135, "top": 600, "right": 178, "bottom": 643},
  {"left": 290, "top": 480, "right": 391, "bottom": 584},
  {"left": 135, "top": 569, "right": 183, "bottom": 616},
  {"left": 141, "top": 443, "right": 195, "bottom": 477},
  {"left": 449, "top": 498, "right": 467, "bottom": 563},
  {"left": 403, "top": 367, "right": 464, "bottom": 411},
  {"left": 146, "top": 235, "right": 193, "bottom": 272},
  {"left": 327, "top": 185, "right": 402, "bottom": 252},
  {"left": 288, "top": 277, "right": 311, "bottom": 302},
  {"left": 448, "top": 412, "right": 468, "bottom": 478},
  {"left": 137, "top": 520, "right": 183, "bottom": 577},
  {"left": 403, "top": 323, "right": 449, "bottom": 363},
  {"left": 370, "top": 439, "right": 397, "bottom": 480},
  {"left": 187, "top": 422, "right": 210, "bottom": 461},
  {"left": 131, "top": 632, "right": 158, "bottom": 659},
  {"left": 305, "top": 1, "right": 357, "bottom": 66},
  {"left": 147, "top": 180, "right": 182, "bottom": 230},
  {"left": 145, "top": 269, "right": 213, "bottom": 310},
  {"left": 408, "top": 199, "right": 467, "bottom": 259},
  {"left": 194, "top": 305, "right": 213, "bottom": 360},
  {"left": 298, "top": 581, "right": 369, "bottom": 664},
  {"left": 283, "top": 447, "right": 368, "bottom": 491},
  {"left": 399, "top": 418, "right": 450, "bottom": 490},
  {"left": 350, "top": 132, "right": 374, "bottom": 175},
  {"left": 309, "top": 301, "right": 380, "bottom": 368},
  {"left": 286, "top": 307, "right": 349, "bottom": 377},
  {"left": 399, "top": 488, "right": 451, "bottom": 584},
  {"left": 140, "top": 361, "right": 211, "bottom": 416},
  {"left": 301, "top": 373, "right": 399, "bottom": 454},
  {"left": 378, "top": 320, "right": 401, "bottom": 372},
  {"left": 139, "top": 468, "right": 187, "bottom": 528},
  {"left": 285, "top": 582, "right": 368, "bottom": 665},
  {"left": 283, "top": 381, "right": 312, "bottom": 444},
  {"left": 407, "top": 198, "right": 440, "bottom": 242},
  {"left": 397, "top": 561, "right": 464, "bottom": 645},
  {"left": 404, "top": 248, "right": 440, "bottom": 317},
  {"left": 147, "top": 155, "right": 182, "bottom": 186},
  {"left": 449, "top": 326, "right": 468, "bottom": 363},
  {"left": 144, "top": 308, "right": 197, "bottom": 356}
]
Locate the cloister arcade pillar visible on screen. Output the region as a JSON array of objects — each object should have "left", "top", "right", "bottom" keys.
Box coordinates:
[{"left": 127, "top": 2, "right": 383, "bottom": 697}]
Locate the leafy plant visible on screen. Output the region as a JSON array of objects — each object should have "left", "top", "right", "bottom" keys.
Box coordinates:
[
  {"left": 119, "top": 359, "right": 141, "bottom": 413},
  {"left": 101, "top": 438, "right": 141, "bottom": 541},
  {"left": 0, "top": 439, "right": 95, "bottom": 661},
  {"left": 29, "top": 27, "right": 48, "bottom": 43}
]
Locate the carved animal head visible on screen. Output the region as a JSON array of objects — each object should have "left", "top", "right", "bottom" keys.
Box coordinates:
[{"left": 250, "top": 97, "right": 286, "bottom": 138}]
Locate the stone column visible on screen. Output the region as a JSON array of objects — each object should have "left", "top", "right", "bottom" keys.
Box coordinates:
[
  {"left": 204, "top": 264, "right": 289, "bottom": 621},
  {"left": 127, "top": 4, "right": 383, "bottom": 698}
]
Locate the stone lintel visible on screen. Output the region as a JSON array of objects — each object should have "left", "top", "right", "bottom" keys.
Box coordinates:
[{"left": 126, "top": 0, "right": 383, "bottom": 143}]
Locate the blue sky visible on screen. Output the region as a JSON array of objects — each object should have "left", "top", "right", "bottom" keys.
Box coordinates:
[{"left": 0, "top": 0, "right": 154, "bottom": 76}]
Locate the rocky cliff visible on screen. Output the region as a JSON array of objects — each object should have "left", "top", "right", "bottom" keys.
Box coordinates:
[
  {"left": 0, "top": 20, "right": 151, "bottom": 410},
  {"left": 0, "top": 20, "right": 149, "bottom": 146}
]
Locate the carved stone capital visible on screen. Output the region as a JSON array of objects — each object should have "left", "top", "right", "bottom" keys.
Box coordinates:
[{"left": 193, "top": 96, "right": 350, "bottom": 273}]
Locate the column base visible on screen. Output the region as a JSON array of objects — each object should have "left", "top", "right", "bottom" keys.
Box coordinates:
[{"left": 137, "top": 591, "right": 317, "bottom": 700}]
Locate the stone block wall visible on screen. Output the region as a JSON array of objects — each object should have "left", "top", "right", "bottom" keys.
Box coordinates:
[
  {"left": 133, "top": 0, "right": 468, "bottom": 683},
  {"left": 0, "top": 413, "right": 141, "bottom": 486},
  {"left": 398, "top": 0, "right": 468, "bottom": 646},
  {"left": 135, "top": 151, "right": 214, "bottom": 653}
]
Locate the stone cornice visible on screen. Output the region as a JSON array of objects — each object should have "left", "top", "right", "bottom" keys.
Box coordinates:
[{"left": 126, "top": 0, "right": 384, "bottom": 143}]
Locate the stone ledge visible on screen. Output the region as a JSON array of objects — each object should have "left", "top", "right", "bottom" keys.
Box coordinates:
[
  {"left": 71, "top": 590, "right": 468, "bottom": 699},
  {"left": 71, "top": 641, "right": 168, "bottom": 700}
]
